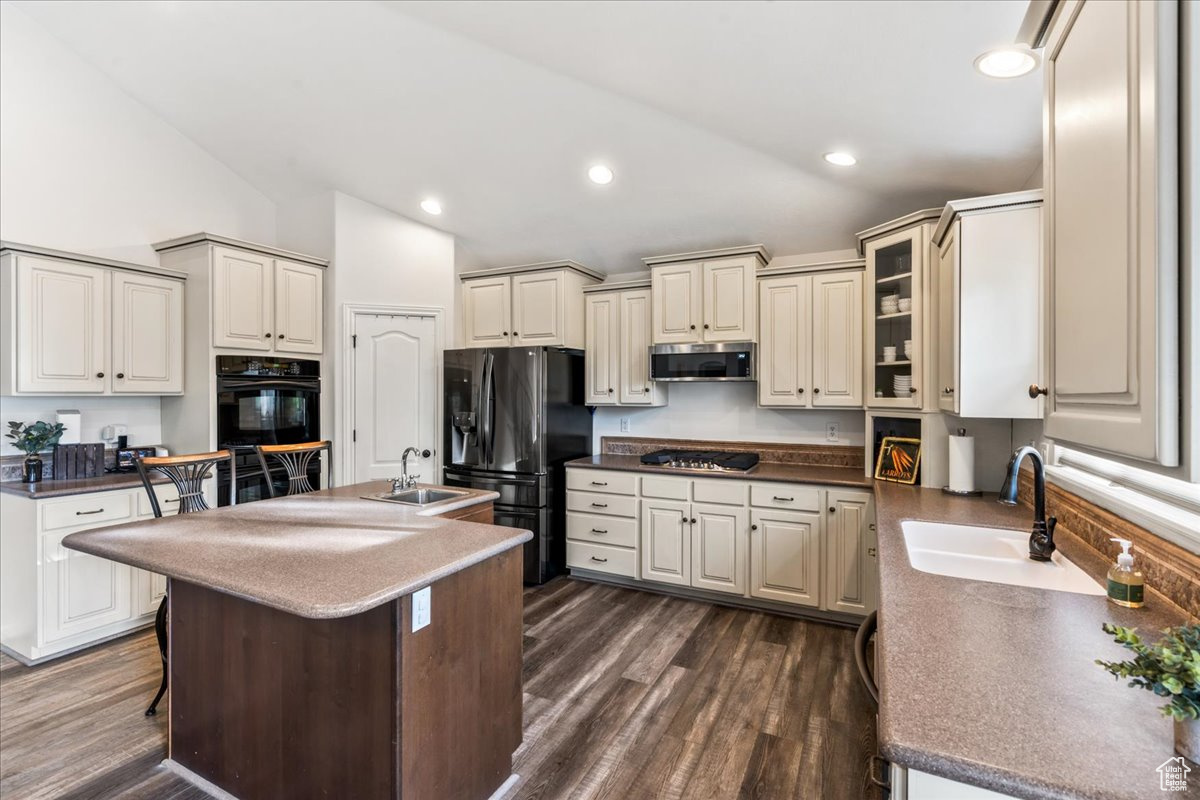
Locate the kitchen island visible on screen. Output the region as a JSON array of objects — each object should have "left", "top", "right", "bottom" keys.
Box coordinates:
[{"left": 62, "top": 481, "right": 529, "bottom": 800}]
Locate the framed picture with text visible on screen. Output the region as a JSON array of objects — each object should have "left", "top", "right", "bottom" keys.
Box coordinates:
[{"left": 874, "top": 436, "right": 921, "bottom": 485}]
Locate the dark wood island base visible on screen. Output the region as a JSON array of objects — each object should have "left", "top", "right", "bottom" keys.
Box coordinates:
[{"left": 168, "top": 547, "right": 522, "bottom": 799}]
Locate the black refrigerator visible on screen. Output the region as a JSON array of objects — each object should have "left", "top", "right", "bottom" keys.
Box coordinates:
[{"left": 442, "top": 347, "right": 592, "bottom": 584}]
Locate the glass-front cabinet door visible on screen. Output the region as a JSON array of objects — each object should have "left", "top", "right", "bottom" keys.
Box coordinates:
[{"left": 864, "top": 225, "right": 927, "bottom": 410}]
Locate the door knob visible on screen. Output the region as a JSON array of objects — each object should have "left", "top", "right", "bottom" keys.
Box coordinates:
[
  {"left": 421, "top": 449, "right": 431, "bottom": 458},
  {"left": 1029, "top": 383, "right": 1048, "bottom": 398}
]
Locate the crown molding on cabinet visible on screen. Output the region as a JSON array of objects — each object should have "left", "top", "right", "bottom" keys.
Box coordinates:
[
  {"left": 756, "top": 257, "right": 865, "bottom": 279},
  {"left": 641, "top": 244, "right": 771, "bottom": 268},
  {"left": 931, "top": 189, "right": 1044, "bottom": 246},
  {"left": 151, "top": 232, "right": 329, "bottom": 268},
  {"left": 581, "top": 277, "right": 652, "bottom": 294},
  {"left": 458, "top": 259, "right": 604, "bottom": 282},
  {"left": 853, "top": 208, "right": 942, "bottom": 255},
  {"left": 0, "top": 241, "right": 187, "bottom": 281}
]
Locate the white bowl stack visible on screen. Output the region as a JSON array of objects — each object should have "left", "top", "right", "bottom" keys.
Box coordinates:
[
  {"left": 880, "top": 294, "right": 900, "bottom": 315},
  {"left": 892, "top": 373, "right": 913, "bottom": 397},
  {"left": 898, "top": 297, "right": 912, "bottom": 313},
  {"left": 903, "top": 339, "right": 913, "bottom": 360}
]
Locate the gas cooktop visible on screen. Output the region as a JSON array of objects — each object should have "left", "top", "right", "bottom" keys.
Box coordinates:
[{"left": 639, "top": 449, "right": 760, "bottom": 473}]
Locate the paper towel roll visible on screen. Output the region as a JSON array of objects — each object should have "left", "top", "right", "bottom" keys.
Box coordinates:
[{"left": 948, "top": 433, "right": 975, "bottom": 493}]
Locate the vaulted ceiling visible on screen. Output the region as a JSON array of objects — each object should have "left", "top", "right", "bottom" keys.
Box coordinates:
[{"left": 14, "top": 0, "right": 1041, "bottom": 272}]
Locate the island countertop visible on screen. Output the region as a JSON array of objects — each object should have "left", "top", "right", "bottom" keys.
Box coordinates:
[
  {"left": 874, "top": 482, "right": 1191, "bottom": 800},
  {"left": 62, "top": 481, "right": 526, "bottom": 620}
]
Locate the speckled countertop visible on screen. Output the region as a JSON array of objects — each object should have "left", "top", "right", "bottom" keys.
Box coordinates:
[
  {"left": 0, "top": 471, "right": 170, "bottom": 498},
  {"left": 874, "top": 482, "right": 1193, "bottom": 800},
  {"left": 62, "top": 482, "right": 522, "bottom": 620},
  {"left": 566, "top": 453, "right": 873, "bottom": 488}
]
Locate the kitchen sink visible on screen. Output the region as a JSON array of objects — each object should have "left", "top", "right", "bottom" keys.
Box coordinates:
[
  {"left": 363, "top": 488, "right": 468, "bottom": 506},
  {"left": 901, "top": 521, "right": 1105, "bottom": 595}
]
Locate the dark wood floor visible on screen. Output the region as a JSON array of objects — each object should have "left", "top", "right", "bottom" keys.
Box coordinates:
[{"left": 0, "top": 578, "right": 880, "bottom": 799}]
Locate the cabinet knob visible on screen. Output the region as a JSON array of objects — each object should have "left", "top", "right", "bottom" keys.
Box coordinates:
[
  {"left": 1028, "top": 383, "right": 1048, "bottom": 398},
  {"left": 797, "top": 388, "right": 804, "bottom": 394},
  {"left": 751, "top": 524, "right": 758, "bottom": 531},
  {"left": 278, "top": 333, "right": 285, "bottom": 340},
  {"left": 813, "top": 388, "right": 820, "bottom": 394},
  {"left": 608, "top": 388, "right": 614, "bottom": 393},
  {"left": 512, "top": 331, "right": 518, "bottom": 336},
  {"left": 703, "top": 323, "right": 710, "bottom": 329},
  {"left": 943, "top": 387, "right": 954, "bottom": 394},
  {"left": 265, "top": 332, "right": 272, "bottom": 338},
  {"left": 503, "top": 331, "right": 509, "bottom": 336},
  {"left": 689, "top": 324, "right": 696, "bottom": 330},
  {"left": 116, "top": 373, "right": 125, "bottom": 379},
  {"left": 96, "top": 372, "right": 105, "bottom": 378},
  {"left": 690, "top": 517, "right": 697, "bottom": 524}
]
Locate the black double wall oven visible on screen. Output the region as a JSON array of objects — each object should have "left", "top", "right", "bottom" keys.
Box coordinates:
[{"left": 215, "top": 356, "right": 321, "bottom": 506}]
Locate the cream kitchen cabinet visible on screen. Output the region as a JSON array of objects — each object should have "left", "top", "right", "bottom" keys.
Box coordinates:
[
  {"left": 823, "top": 489, "right": 877, "bottom": 616},
  {"left": 758, "top": 268, "right": 863, "bottom": 408},
  {"left": 460, "top": 262, "right": 601, "bottom": 349},
  {"left": 641, "top": 498, "right": 691, "bottom": 586},
  {"left": 646, "top": 246, "right": 769, "bottom": 345},
  {"left": 1040, "top": 0, "right": 1182, "bottom": 467},
  {"left": 274, "top": 259, "right": 324, "bottom": 354},
  {"left": 584, "top": 284, "right": 667, "bottom": 406},
  {"left": 690, "top": 504, "right": 749, "bottom": 595},
  {"left": 1, "top": 244, "right": 186, "bottom": 396},
  {"left": 933, "top": 193, "right": 1043, "bottom": 419},
  {"left": 749, "top": 508, "right": 821, "bottom": 607},
  {"left": 211, "top": 245, "right": 323, "bottom": 355}
]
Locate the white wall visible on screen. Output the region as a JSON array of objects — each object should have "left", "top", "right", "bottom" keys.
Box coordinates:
[
  {"left": 592, "top": 382, "right": 866, "bottom": 451},
  {"left": 0, "top": 396, "right": 161, "bottom": 456}
]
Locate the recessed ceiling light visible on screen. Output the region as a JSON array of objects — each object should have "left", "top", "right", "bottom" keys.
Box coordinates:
[
  {"left": 823, "top": 152, "right": 857, "bottom": 167},
  {"left": 588, "top": 164, "right": 614, "bottom": 185},
  {"left": 420, "top": 198, "right": 443, "bottom": 215},
  {"left": 974, "top": 46, "right": 1039, "bottom": 78}
]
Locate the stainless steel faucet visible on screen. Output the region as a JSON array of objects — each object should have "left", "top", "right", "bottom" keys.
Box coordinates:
[
  {"left": 390, "top": 447, "right": 422, "bottom": 492},
  {"left": 998, "top": 445, "right": 1057, "bottom": 561}
]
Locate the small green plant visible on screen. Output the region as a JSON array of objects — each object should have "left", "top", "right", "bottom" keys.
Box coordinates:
[
  {"left": 5, "top": 421, "right": 66, "bottom": 455},
  {"left": 1097, "top": 622, "right": 1200, "bottom": 721}
]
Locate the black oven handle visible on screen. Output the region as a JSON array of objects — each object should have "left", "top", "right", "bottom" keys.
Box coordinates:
[{"left": 218, "top": 379, "right": 319, "bottom": 391}]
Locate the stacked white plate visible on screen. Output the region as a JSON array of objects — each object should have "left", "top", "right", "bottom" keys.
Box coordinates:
[{"left": 892, "top": 374, "right": 912, "bottom": 397}]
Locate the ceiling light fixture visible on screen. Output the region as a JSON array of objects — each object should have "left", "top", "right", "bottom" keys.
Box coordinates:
[
  {"left": 420, "top": 198, "right": 443, "bottom": 215},
  {"left": 823, "top": 152, "right": 857, "bottom": 167},
  {"left": 588, "top": 164, "right": 614, "bottom": 185},
  {"left": 974, "top": 46, "right": 1039, "bottom": 78}
]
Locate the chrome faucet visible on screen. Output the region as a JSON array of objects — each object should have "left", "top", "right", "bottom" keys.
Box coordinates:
[
  {"left": 998, "top": 445, "right": 1057, "bottom": 561},
  {"left": 391, "top": 447, "right": 422, "bottom": 492}
]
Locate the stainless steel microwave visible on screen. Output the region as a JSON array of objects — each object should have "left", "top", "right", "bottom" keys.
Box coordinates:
[{"left": 648, "top": 342, "right": 756, "bottom": 382}]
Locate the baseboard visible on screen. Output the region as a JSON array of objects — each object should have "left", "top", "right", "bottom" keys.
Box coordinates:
[
  {"left": 163, "top": 759, "right": 239, "bottom": 800},
  {"left": 1, "top": 621, "right": 154, "bottom": 666}
]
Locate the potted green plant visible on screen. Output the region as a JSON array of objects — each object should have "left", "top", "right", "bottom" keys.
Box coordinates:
[
  {"left": 1097, "top": 622, "right": 1200, "bottom": 760},
  {"left": 5, "top": 421, "right": 66, "bottom": 483}
]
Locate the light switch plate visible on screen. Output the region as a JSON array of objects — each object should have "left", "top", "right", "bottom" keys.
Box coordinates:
[
  {"left": 619, "top": 417, "right": 631, "bottom": 433},
  {"left": 412, "top": 586, "right": 431, "bottom": 632}
]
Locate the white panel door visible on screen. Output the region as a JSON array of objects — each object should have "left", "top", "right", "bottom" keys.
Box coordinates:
[
  {"left": 111, "top": 272, "right": 183, "bottom": 394},
  {"left": 274, "top": 260, "right": 323, "bottom": 354},
  {"left": 462, "top": 276, "right": 512, "bottom": 347},
  {"left": 824, "top": 490, "right": 877, "bottom": 616},
  {"left": 352, "top": 313, "right": 438, "bottom": 484},
  {"left": 937, "top": 223, "right": 959, "bottom": 413},
  {"left": 702, "top": 257, "right": 756, "bottom": 342},
  {"left": 41, "top": 530, "right": 133, "bottom": 644},
  {"left": 584, "top": 293, "right": 618, "bottom": 405},
  {"left": 512, "top": 272, "right": 564, "bottom": 346},
  {"left": 1043, "top": 0, "right": 1179, "bottom": 465},
  {"left": 619, "top": 289, "right": 659, "bottom": 405},
  {"left": 811, "top": 271, "right": 863, "bottom": 407},
  {"left": 757, "top": 276, "right": 808, "bottom": 407},
  {"left": 749, "top": 508, "right": 821, "bottom": 607},
  {"left": 650, "top": 263, "right": 702, "bottom": 344},
  {"left": 640, "top": 499, "right": 690, "bottom": 586},
  {"left": 690, "top": 503, "right": 748, "bottom": 595},
  {"left": 16, "top": 256, "right": 108, "bottom": 393},
  {"left": 212, "top": 246, "right": 273, "bottom": 351}
]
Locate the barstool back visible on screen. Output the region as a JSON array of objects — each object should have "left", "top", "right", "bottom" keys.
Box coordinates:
[
  {"left": 135, "top": 450, "right": 234, "bottom": 517},
  {"left": 254, "top": 441, "right": 332, "bottom": 497}
]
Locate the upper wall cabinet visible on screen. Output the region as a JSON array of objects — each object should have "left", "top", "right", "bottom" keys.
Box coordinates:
[
  {"left": 583, "top": 282, "right": 667, "bottom": 407},
  {"left": 460, "top": 261, "right": 602, "bottom": 349},
  {"left": 856, "top": 211, "right": 940, "bottom": 411},
  {"left": 1, "top": 244, "right": 185, "bottom": 396},
  {"left": 1041, "top": 0, "right": 1180, "bottom": 466},
  {"left": 932, "top": 192, "right": 1044, "bottom": 419},
  {"left": 757, "top": 264, "right": 864, "bottom": 409},
  {"left": 210, "top": 245, "right": 323, "bottom": 355},
  {"left": 645, "top": 246, "right": 769, "bottom": 345}
]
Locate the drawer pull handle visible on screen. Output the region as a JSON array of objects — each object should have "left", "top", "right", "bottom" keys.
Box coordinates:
[
  {"left": 590, "top": 556, "right": 608, "bottom": 563},
  {"left": 165, "top": 498, "right": 179, "bottom": 504},
  {"left": 773, "top": 496, "right": 794, "bottom": 502},
  {"left": 75, "top": 508, "right": 105, "bottom": 516},
  {"left": 591, "top": 481, "right": 608, "bottom": 486},
  {"left": 591, "top": 528, "right": 608, "bottom": 534},
  {"left": 591, "top": 502, "right": 608, "bottom": 508}
]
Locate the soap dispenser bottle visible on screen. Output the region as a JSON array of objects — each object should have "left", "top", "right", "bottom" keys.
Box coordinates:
[{"left": 1107, "top": 538, "right": 1145, "bottom": 608}]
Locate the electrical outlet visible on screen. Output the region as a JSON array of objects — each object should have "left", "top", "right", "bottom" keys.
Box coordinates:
[
  {"left": 619, "top": 417, "right": 631, "bottom": 433},
  {"left": 825, "top": 422, "right": 839, "bottom": 442},
  {"left": 113, "top": 424, "right": 128, "bottom": 437},
  {"left": 412, "top": 586, "right": 431, "bottom": 632}
]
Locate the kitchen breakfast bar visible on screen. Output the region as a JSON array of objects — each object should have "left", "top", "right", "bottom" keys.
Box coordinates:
[{"left": 62, "top": 481, "right": 530, "bottom": 800}]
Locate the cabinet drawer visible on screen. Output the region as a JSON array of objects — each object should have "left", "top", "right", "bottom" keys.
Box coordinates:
[
  {"left": 566, "top": 469, "right": 638, "bottom": 496},
  {"left": 567, "top": 540, "right": 637, "bottom": 578},
  {"left": 567, "top": 512, "right": 638, "bottom": 548},
  {"left": 41, "top": 492, "right": 135, "bottom": 531},
  {"left": 567, "top": 491, "right": 638, "bottom": 518},
  {"left": 136, "top": 482, "right": 182, "bottom": 518},
  {"left": 692, "top": 478, "right": 748, "bottom": 506},
  {"left": 640, "top": 475, "right": 689, "bottom": 500},
  {"left": 749, "top": 483, "right": 820, "bottom": 511}
]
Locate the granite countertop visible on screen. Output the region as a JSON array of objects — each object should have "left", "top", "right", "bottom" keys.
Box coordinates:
[
  {"left": 874, "top": 482, "right": 1191, "bottom": 800},
  {"left": 62, "top": 482, "right": 520, "bottom": 620},
  {"left": 0, "top": 471, "right": 171, "bottom": 498},
  {"left": 565, "top": 453, "right": 873, "bottom": 488}
]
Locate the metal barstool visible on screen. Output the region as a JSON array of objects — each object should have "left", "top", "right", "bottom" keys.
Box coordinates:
[
  {"left": 254, "top": 441, "right": 332, "bottom": 497},
  {"left": 134, "top": 450, "right": 235, "bottom": 716}
]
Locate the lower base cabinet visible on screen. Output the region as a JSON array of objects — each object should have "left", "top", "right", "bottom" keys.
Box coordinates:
[
  {"left": 749, "top": 508, "right": 821, "bottom": 607},
  {"left": 824, "top": 490, "right": 877, "bottom": 615},
  {"left": 691, "top": 504, "right": 749, "bottom": 595},
  {"left": 890, "top": 765, "right": 1018, "bottom": 799},
  {"left": 641, "top": 499, "right": 690, "bottom": 586}
]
